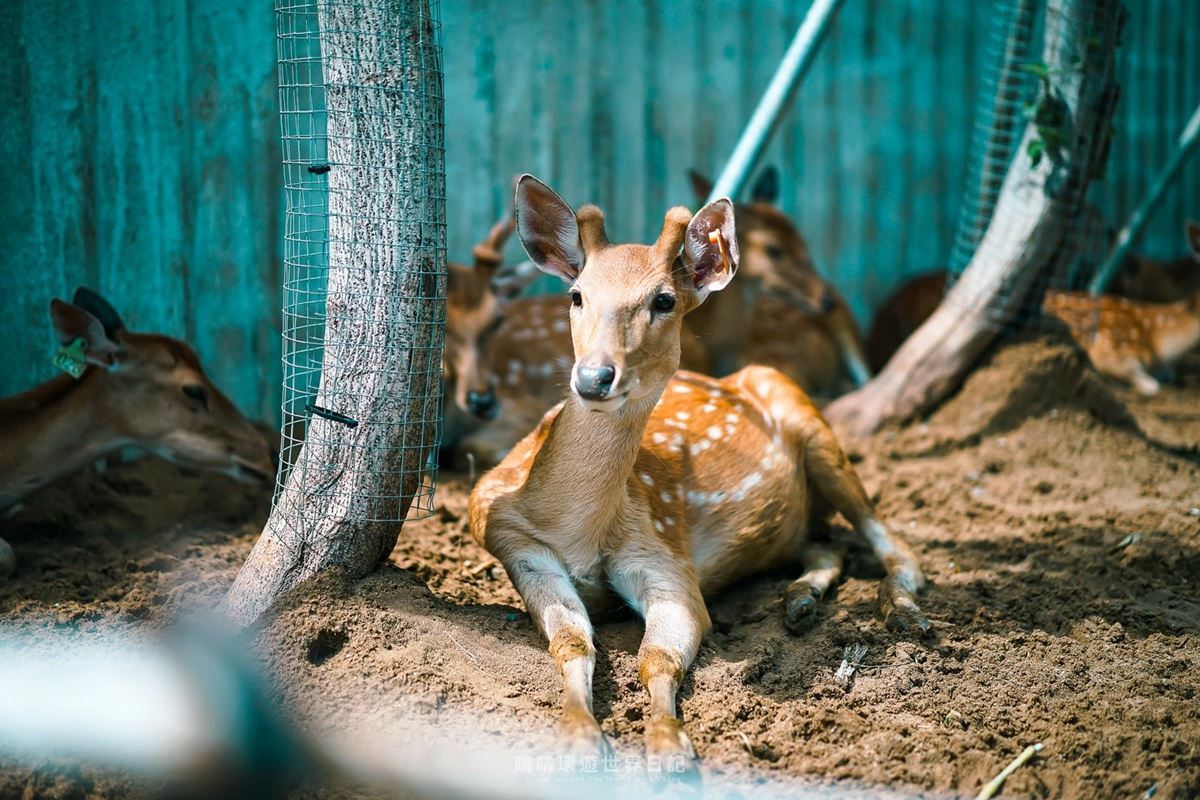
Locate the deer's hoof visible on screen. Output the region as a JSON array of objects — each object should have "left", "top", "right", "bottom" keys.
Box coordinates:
[
  {"left": 560, "top": 708, "right": 611, "bottom": 759},
  {"left": 644, "top": 717, "right": 701, "bottom": 788},
  {"left": 879, "top": 577, "right": 931, "bottom": 637},
  {"left": 782, "top": 580, "right": 823, "bottom": 635}
]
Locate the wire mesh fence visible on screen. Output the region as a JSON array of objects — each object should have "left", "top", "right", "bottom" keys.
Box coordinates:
[
  {"left": 945, "top": 0, "right": 1130, "bottom": 338},
  {"left": 274, "top": 0, "right": 446, "bottom": 528}
]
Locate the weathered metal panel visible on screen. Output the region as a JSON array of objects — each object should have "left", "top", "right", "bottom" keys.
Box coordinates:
[
  {"left": 0, "top": 0, "right": 279, "bottom": 421},
  {"left": 2, "top": 0, "right": 1196, "bottom": 421}
]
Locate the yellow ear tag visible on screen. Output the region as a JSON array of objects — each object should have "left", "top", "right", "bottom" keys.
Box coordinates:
[
  {"left": 708, "top": 229, "right": 730, "bottom": 273},
  {"left": 53, "top": 337, "right": 89, "bottom": 379}
]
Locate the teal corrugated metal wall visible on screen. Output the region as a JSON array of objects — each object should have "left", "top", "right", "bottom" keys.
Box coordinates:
[
  {"left": 0, "top": 0, "right": 280, "bottom": 421},
  {"left": 2, "top": 1, "right": 1198, "bottom": 423}
]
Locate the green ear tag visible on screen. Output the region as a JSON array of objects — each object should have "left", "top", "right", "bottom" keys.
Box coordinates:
[{"left": 53, "top": 337, "right": 89, "bottom": 379}]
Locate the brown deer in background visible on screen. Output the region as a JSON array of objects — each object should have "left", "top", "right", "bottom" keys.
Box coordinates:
[
  {"left": 469, "top": 176, "right": 926, "bottom": 775},
  {"left": 1110, "top": 220, "right": 1200, "bottom": 303},
  {"left": 865, "top": 220, "right": 1200, "bottom": 374},
  {"left": 442, "top": 212, "right": 519, "bottom": 448},
  {"left": 687, "top": 168, "right": 872, "bottom": 396},
  {"left": 0, "top": 288, "right": 272, "bottom": 574}
]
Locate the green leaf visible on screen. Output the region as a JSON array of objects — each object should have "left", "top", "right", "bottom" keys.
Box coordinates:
[
  {"left": 1027, "top": 138, "right": 1045, "bottom": 167},
  {"left": 1020, "top": 61, "right": 1050, "bottom": 79}
]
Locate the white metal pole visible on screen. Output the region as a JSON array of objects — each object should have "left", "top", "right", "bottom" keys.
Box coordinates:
[{"left": 1088, "top": 101, "right": 1200, "bottom": 294}]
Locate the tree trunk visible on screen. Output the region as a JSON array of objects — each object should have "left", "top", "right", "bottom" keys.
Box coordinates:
[
  {"left": 226, "top": 0, "right": 445, "bottom": 626},
  {"left": 825, "top": 0, "right": 1123, "bottom": 438}
]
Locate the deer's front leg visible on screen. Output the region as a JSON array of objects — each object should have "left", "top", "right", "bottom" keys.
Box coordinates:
[
  {"left": 504, "top": 547, "right": 608, "bottom": 757},
  {"left": 617, "top": 563, "right": 710, "bottom": 780}
]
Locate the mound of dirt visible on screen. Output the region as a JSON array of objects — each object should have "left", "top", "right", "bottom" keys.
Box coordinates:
[
  {"left": 2, "top": 334, "right": 1199, "bottom": 798},
  {"left": 936, "top": 335, "right": 1135, "bottom": 437}
]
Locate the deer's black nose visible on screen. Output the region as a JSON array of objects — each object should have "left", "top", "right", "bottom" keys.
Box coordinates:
[
  {"left": 820, "top": 291, "right": 837, "bottom": 313},
  {"left": 574, "top": 364, "right": 617, "bottom": 400},
  {"left": 466, "top": 389, "right": 499, "bottom": 420}
]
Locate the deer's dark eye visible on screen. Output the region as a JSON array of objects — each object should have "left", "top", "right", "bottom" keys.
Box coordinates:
[
  {"left": 182, "top": 384, "right": 209, "bottom": 410},
  {"left": 764, "top": 244, "right": 785, "bottom": 261},
  {"left": 652, "top": 293, "right": 676, "bottom": 313},
  {"left": 570, "top": 290, "right": 583, "bottom": 307}
]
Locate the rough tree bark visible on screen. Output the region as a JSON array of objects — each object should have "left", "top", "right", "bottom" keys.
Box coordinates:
[
  {"left": 825, "top": 0, "right": 1124, "bottom": 437},
  {"left": 226, "top": 0, "right": 445, "bottom": 626}
]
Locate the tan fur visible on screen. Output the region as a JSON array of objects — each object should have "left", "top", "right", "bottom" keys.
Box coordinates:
[
  {"left": 745, "top": 291, "right": 870, "bottom": 400},
  {"left": 450, "top": 195, "right": 867, "bottom": 465},
  {"left": 0, "top": 326, "right": 270, "bottom": 510},
  {"left": 442, "top": 212, "right": 516, "bottom": 439},
  {"left": 1043, "top": 289, "right": 1200, "bottom": 395},
  {"left": 469, "top": 183, "right": 926, "bottom": 770}
]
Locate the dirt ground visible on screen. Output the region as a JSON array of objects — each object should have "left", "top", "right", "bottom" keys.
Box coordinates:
[{"left": 1, "top": 334, "right": 1198, "bottom": 799}]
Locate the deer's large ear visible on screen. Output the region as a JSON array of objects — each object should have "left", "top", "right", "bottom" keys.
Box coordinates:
[
  {"left": 514, "top": 175, "right": 585, "bottom": 282},
  {"left": 751, "top": 166, "right": 779, "bottom": 205},
  {"left": 1186, "top": 219, "right": 1200, "bottom": 261},
  {"left": 686, "top": 169, "right": 713, "bottom": 204},
  {"left": 50, "top": 299, "right": 121, "bottom": 367},
  {"left": 684, "top": 198, "right": 739, "bottom": 297},
  {"left": 72, "top": 287, "right": 125, "bottom": 339}
]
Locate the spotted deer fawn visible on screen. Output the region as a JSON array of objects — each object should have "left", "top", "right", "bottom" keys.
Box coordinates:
[
  {"left": 0, "top": 288, "right": 272, "bottom": 574},
  {"left": 1041, "top": 219, "right": 1200, "bottom": 396},
  {"left": 468, "top": 177, "right": 927, "bottom": 774},
  {"left": 1043, "top": 289, "right": 1200, "bottom": 395},
  {"left": 447, "top": 170, "right": 868, "bottom": 467}
]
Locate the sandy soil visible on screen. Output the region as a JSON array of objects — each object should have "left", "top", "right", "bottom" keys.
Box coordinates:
[{"left": 1, "top": 334, "right": 1198, "bottom": 799}]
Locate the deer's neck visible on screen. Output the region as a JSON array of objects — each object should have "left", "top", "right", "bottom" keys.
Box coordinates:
[
  {"left": 523, "top": 390, "right": 660, "bottom": 547},
  {"left": 0, "top": 371, "right": 124, "bottom": 507}
]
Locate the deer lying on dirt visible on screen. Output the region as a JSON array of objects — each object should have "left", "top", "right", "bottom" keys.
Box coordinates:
[
  {"left": 687, "top": 168, "right": 872, "bottom": 394},
  {"left": 468, "top": 177, "right": 927, "bottom": 774},
  {"left": 0, "top": 288, "right": 272, "bottom": 575},
  {"left": 447, "top": 170, "right": 869, "bottom": 467},
  {"left": 442, "top": 212, "right": 519, "bottom": 448},
  {"left": 1041, "top": 219, "right": 1200, "bottom": 395},
  {"left": 1043, "top": 288, "right": 1200, "bottom": 395}
]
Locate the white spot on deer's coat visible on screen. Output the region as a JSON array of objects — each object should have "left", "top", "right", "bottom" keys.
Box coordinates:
[
  {"left": 707, "top": 426, "right": 722, "bottom": 440},
  {"left": 703, "top": 404, "right": 716, "bottom": 413},
  {"left": 726, "top": 414, "right": 739, "bottom": 423},
  {"left": 651, "top": 432, "right": 667, "bottom": 444},
  {"left": 553, "top": 319, "right": 568, "bottom": 332},
  {"left": 654, "top": 520, "right": 665, "bottom": 533},
  {"left": 675, "top": 411, "right": 690, "bottom": 421},
  {"left": 640, "top": 472, "right": 654, "bottom": 487},
  {"left": 672, "top": 384, "right": 691, "bottom": 394},
  {"left": 660, "top": 490, "right": 672, "bottom": 504}
]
